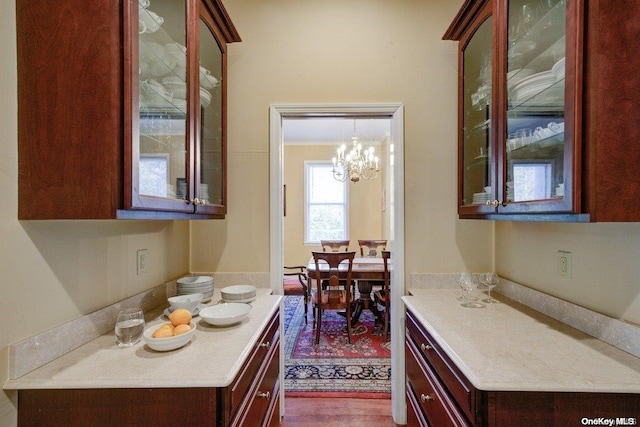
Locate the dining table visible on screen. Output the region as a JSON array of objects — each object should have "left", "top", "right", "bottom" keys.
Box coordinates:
[{"left": 306, "top": 256, "right": 387, "bottom": 325}]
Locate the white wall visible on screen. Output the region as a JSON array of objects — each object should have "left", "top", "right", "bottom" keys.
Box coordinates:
[
  {"left": 190, "top": 0, "right": 492, "bottom": 275},
  {"left": 496, "top": 222, "right": 640, "bottom": 325}
]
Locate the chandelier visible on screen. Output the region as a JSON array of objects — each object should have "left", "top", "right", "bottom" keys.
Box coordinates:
[{"left": 332, "top": 120, "right": 380, "bottom": 183}]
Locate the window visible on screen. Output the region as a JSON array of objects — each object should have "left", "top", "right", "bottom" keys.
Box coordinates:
[
  {"left": 139, "top": 154, "right": 170, "bottom": 197},
  {"left": 304, "top": 161, "right": 348, "bottom": 244},
  {"left": 512, "top": 161, "right": 552, "bottom": 201}
]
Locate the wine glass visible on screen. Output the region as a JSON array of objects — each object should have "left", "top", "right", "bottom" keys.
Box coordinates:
[
  {"left": 459, "top": 275, "right": 484, "bottom": 308},
  {"left": 115, "top": 308, "right": 145, "bottom": 347},
  {"left": 480, "top": 272, "right": 500, "bottom": 303},
  {"left": 456, "top": 272, "right": 478, "bottom": 301}
]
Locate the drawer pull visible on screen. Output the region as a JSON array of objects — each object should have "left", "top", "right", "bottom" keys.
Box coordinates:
[
  {"left": 420, "top": 343, "right": 433, "bottom": 351},
  {"left": 420, "top": 393, "right": 436, "bottom": 402},
  {"left": 259, "top": 341, "right": 271, "bottom": 349},
  {"left": 256, "top": 391, "right": 271, "bottom": 400}
]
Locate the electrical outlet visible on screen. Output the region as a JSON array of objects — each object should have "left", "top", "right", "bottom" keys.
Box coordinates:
[
  {"left": 137, "top": 249, "right": 148, "bottom": 275},
  {"left": 557, "top": 250, "right": 572, "bottom": 279}
]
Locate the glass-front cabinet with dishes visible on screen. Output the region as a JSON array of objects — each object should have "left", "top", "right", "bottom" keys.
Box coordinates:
[
  {"left": 459, "top": 6, "right": 494, "bottom": 215},
  {"left": 16, "top": 0, "right": 239, "bottom": 220},
  {"left": 134, "top": 0, "right": 236, "bottom": 217},
  {"left": 502, "top": 0, "right": 571, "bottom": 214},
  {"left": 445, "top": 0, "right": 584, "bottom": 220}
]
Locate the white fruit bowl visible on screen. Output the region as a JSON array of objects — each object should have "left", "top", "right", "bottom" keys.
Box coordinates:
[
  {"left": 143, "top": 322, "right": 196, "bottom": 352},
  {"left": 168, "top": 293, "right": 203, "bottom": 312},
  {"left": 200, "top": 303, "right": 251, "bottom": 327}
]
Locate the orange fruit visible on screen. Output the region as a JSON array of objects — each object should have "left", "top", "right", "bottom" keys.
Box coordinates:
[
  {"left": 152, "top": 326, "right": 174, "bottom": 338},
  {"left": 173, "top": 324, "right": 191, "bottom": 335},
  {"left": 158, "top": 323, "right": 174, "bottom": 331},
  {"left": 169, "top": 308, "right": 192, "bottom": 326}
]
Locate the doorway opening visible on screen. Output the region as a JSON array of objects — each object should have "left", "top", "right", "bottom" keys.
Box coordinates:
[{"left": 269, "top": 103, "right": 405, "bottom": 422}]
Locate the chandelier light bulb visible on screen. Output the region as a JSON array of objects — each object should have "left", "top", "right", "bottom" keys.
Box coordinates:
[{"left": 331, "top": 119, "right": 381, "bottom": 183}]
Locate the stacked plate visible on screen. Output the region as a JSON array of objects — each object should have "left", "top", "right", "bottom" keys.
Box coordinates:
[
  {"left": 552, "top": 57, "right": 565, "bottom": 81},
  {"left": 472, "top": 192, "right": 490, "bottom": 205},
  {"left": 510, "top": 70, "right": 556, "bottom": 102},
  {"left": 176, "top": 276, "right": 214, "bottom": 302},
  {"left": 221, "top": 285, "right": 257, "bottom": 304},
  {"left": 506, "top": 68, "right": 536, "bottom": 90}
]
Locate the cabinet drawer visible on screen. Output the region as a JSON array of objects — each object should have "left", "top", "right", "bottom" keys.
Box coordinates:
[
  {"left": 406, "top": 386, "right": 428, "bottom": 427},
  {"left": 234, "top": 341, "right": 280, "bottom": 427},
  {"left": 406, "top": 340, "right": 471, "bottom": 427},
  {"left": 406, "top": 311, "right": 476, "bottom": 421},
  {"left": 228, "top": 310, "right": 280, "bottom": 419}
]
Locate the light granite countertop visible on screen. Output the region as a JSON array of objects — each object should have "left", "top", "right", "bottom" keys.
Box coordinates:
[
  {"left": 4, "top": 289, "right": 281, "bottom": 390},
  {"left": 404, "top": 289, "right": 640, "bottom": 393}
]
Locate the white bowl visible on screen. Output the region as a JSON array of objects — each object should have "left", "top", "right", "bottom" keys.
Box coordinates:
[
  {"left": 168, "top": 293, "right": 203, "bottom": 312},
  {"left": 177, "top": 275, "right": 214, "bottom": 285},
  {"left": 220, "top": 285, "right": 256, "bottom": 300},
  {"left": 200, "top": 303, "right": 251, "bottom": 327},
  {"left": 143, "top": 322, "right": 196, "bottom": 351}
]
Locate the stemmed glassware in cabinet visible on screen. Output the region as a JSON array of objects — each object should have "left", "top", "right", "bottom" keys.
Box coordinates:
[{"left": 480, "top": 272, "right": 500, "bottom": 303}]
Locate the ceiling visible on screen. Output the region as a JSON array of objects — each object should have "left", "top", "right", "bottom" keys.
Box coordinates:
[{"left": 282, "top": 117, "right": 391, "bottom": 145}]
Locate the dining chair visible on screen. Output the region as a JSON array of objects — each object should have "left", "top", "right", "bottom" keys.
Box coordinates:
[
  {"left": 283, "top": 265, "right": 309, "bottom": 324},
  {"left": 320, "top": 239, "right": 350, "bottom": 252},
  {"left": 311, "top": 251, "right": 356, "bottom": 345},
  {"left": 358, "top": 239, "right": 387, "bottom": 257},
  {"left": 374, "top": 250, "right": 391, "bottom": 341},
  {"left": 319, "top": 240, "right": 352, "bottom": 291}
]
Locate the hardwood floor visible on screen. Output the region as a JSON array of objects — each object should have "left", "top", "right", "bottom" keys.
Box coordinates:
[{"left": 278, "top": 397, "right": 401, "bottom": 426}]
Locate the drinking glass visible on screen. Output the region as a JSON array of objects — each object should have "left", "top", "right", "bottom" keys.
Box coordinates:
[
  {"left": 457, "top": 272, "right": 478, "bottom": 301},
  {"left": 480, "top": 272, "right": 500, "bottom": 303},
  {"left": 115, "top": 308, "right": 145, "bottom": 347},
  {"left": 459, "top": 274, "right": 484, "bottom": 308}
]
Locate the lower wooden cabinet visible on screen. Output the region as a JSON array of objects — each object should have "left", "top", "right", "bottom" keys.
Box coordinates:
[
  {"left": 406, "top": 311, "right": 477, "bottom": 426},
  {"left": 17, "top": 309, "right": 280, "bottom": 427},
  {"left": 405, "top": 309, "right": 640, "bottom": 427},
  {"left": 224, "top": 309, "right": 280, "bottom": 427}
]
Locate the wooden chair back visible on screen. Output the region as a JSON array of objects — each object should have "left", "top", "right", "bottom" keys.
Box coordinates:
[
  {"left": 358, "top": 239, "right": 387, "bottom": 257},
  {"left": 283, "top": 265, "right": 309, "bottom": 323},
  {"left": 379, "top": 250, "right": 391, "bottom": 341},
  {"left": 311, "top": 251, "right": 356, "bottom": 344},
  {"left": 320, "top": 239, "right": 350, "bottom": 252}
]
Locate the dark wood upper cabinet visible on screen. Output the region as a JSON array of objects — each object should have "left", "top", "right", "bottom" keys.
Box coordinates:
[
  {"left": 444, "top": 0, "right": 640, "bottom": 222},
  {"left": 17, "top": 0, "right": 240, "bottom": 219}
]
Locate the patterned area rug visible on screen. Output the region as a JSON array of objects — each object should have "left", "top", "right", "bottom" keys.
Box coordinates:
[{"left": 283, "top": 295, "right": 391, "bottom": 398}]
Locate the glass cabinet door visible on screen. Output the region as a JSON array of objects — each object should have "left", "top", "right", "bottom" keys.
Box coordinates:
[
  {"left": 504, "top": 0, "right": 567, "bottom": 207},
  {"left": 196, "top": 16, "right": 225, "bottom": 213},
  {"left": 136, "top": 0, "right": 191, "bottom": 212},
  {"left": 461, "top": 15, "right": 493, "bottom": 212}
]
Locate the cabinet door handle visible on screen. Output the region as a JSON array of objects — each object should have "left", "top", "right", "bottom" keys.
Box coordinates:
[
  {"left": 420, "top": 343, "right": 433, "bottom": 351},
  {"left": 420, "top": 393, "right": 435, "bottom": 402},
  {"left": 256, "top": 391, "right": 270, "bottom": 400},
  {"left": 259, "top": 341, "right": 270, "bottom": 349}
]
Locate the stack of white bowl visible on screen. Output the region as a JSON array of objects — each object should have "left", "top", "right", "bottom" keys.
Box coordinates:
[
  {"left": 220, "top": 285, "right": 257, "bottom": 303},
  {"left": 176, "top": 276, "right": 214, "bottom": 302}
]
